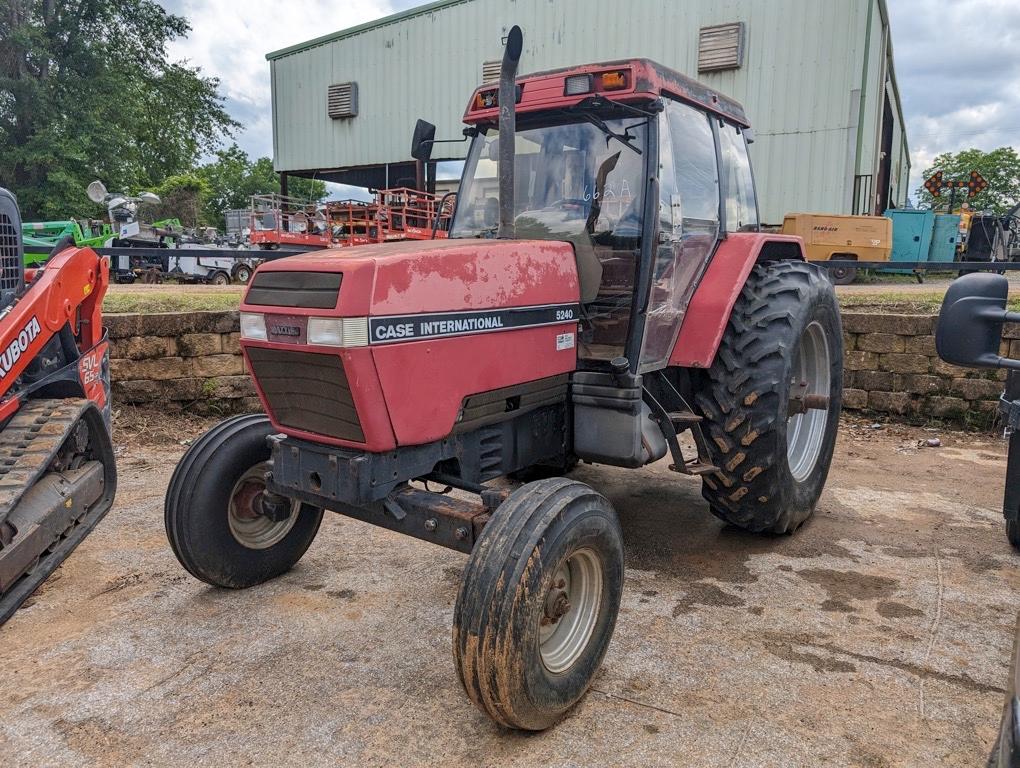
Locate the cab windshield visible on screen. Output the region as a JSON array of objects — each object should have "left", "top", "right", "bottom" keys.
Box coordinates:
[
  {"left": 451, "top": 117, "right": 648, "bottom": 242},
  {"left": 451, "top": 116, "right": 648, "bottom": 362}
]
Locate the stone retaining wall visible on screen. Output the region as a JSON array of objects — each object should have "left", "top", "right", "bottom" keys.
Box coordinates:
[
  {"left": 107, "top": 311, "right": 256, "bottom": 414},
  {"left": 106, "top": 310, "right": 1010, "bottom": 425},
  {"left": 842, "top": 313, "right": 1008, "bottom": 424}
]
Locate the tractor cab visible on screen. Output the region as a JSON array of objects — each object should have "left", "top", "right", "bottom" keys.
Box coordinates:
[{"left": 451, "top": 59, "right": 759, "bottom": 373}]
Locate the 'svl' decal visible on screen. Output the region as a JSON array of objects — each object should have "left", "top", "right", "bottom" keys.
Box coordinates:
[{"left": 0, "top": 316, "right": 42, "bottom": 379}]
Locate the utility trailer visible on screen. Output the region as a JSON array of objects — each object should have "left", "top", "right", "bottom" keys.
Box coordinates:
[
  {"left": 94, "top": 247, "right": 266, "bottom": 285},
  {"left": 165, "top": 30, "right": 843, "bottom": 730}
]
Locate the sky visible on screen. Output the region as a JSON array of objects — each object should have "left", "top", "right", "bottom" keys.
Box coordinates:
[{"left": 161, "top": 0, "right": 1020, "bottom": 194}]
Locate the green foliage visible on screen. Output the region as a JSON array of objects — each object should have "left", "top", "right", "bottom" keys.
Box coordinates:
[
  {"left": 153, "top": 174, "right": 209, "bottom": 228},
  {"left": 916, "top": 147, "right": 1020, "bottom": 214},
  {"left": 197, "top": 145, "right": 326, "bottom": 227},
  {"left": 0, "top": 0, "right": 238, "bottom": 220}
]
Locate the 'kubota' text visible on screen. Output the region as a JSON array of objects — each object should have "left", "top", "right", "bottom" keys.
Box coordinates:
[{"left": 0, "top": 316, "right": 41, "bottom": 379}]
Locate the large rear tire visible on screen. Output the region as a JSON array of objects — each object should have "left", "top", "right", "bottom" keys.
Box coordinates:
[
  {"left": 453, "top": 478, "right": 624, "bottom": 730},
  {"left": 165, "top": 414, "right": 323, "bottom": 588},
  {"left": 694, "top": 260, "right": 843, "bottom": 534}
]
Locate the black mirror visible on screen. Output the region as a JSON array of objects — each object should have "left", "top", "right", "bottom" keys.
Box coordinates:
[
  {"left": 411, "top": 119, "right": 437, "bottom": 162},
  {"left": 936, "top": 273, "right": 1020, "bottom": 369}
]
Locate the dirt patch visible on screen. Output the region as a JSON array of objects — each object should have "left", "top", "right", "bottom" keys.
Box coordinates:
[
  {"left": 797, "top": 568, "right": 900, "bottom": 605},
  {"left": 671, "top": 581, "right": 746, "bottom": 616},
  {"left": 876, "top": 600, "right": 925, "bottom": 619},
  {"left": 0, "top": 409, "right": 1016, "bottom": 766}
]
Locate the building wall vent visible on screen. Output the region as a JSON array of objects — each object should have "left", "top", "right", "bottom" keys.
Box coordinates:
[
  {"left": 698, "top": 22, "right": 746, "bottom": 73},
  {"left": 481, "top": 60, "right": 501, "bottom": 84},
  {"left": 327, "top": 82, "right": 358, "bottom": 119}
]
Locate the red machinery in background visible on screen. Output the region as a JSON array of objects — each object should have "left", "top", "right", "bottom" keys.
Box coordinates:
[{"left": 248, "top": 187, "right": 456, "bottom": 251}]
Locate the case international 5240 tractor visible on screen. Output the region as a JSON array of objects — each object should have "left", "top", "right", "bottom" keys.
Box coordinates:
[
  {"left": 166, "top": 29, "right": 843, "bottom": 729},
  {"left": 0, "top": 188, "right": 117, "bottom": 623}
]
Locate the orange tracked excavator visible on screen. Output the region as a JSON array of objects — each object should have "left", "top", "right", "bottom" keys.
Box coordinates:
[{"left": 0, "top": 187, "right": 116, "bottom": 624}]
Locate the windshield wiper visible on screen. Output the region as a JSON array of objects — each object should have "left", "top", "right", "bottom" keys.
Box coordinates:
[{"left": 576, "top": 112, "right": 643, "bottom": 155}]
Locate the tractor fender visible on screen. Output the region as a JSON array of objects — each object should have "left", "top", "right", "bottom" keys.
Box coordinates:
[{"left": 668, "top": 233, "right": 805, "bottom": 369}]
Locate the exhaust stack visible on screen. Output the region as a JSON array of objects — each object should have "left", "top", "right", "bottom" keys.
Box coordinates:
[{"left": 497, "top": 25, "right": 523, "bottom": 240}]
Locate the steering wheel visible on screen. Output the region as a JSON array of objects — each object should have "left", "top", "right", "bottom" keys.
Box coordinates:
[{"left": 548, "top": 198, "right": 590, "bottom": 216}]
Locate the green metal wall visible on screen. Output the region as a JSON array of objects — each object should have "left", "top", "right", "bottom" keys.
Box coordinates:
[{"left": 268, "top": 0, "right": 909, "bottom": 223}]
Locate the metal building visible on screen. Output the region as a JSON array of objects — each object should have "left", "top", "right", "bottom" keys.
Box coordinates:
[{"left": 266, "top": 0, "right": 909, "bottom": 224}]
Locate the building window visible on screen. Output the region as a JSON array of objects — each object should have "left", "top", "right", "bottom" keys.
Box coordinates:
[
  {"left": 698, "top": 22, "right": 746, "bottom": 73},
  {"left": 481, "top": 60, "right": 501, "bottom": 84},
  {"left": 327, "top": 82, "right": 358, "bottom": 119}
]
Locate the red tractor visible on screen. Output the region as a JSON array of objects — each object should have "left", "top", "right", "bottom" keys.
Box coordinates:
[
  {"left": 0, "top": 188, "right": 117, "bottom": 623},
  {"left": 166, "top": 29, "right": 842, "bottom": 729}
]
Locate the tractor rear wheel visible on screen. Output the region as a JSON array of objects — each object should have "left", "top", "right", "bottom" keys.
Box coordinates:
[
  {"left": 453, "top": 478, "right": 624, "bottom": 730},
  {"left": 694, "top": 260, "right": 842, "bottom": 534},
  {"left": 165, "top": 414, "right": 323, "bottom": 588}
]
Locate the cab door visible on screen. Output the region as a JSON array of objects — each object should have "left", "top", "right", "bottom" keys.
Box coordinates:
[{"left": 639, "top": 100, "right": 722, "bottom": 371}]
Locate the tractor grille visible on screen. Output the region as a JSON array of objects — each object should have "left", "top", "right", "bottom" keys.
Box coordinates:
[
  {"left": 246, "top": 346, "right": 365, "bottom": 442},
  {"left": 246, "top": 271, "right": 342, "bottom": 309},
  {"left": 0, "top": 192, "right": 25, "bottom": 311}
]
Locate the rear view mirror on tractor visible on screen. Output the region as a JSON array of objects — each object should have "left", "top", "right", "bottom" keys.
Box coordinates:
[
  {"left": 410, "top": 119, "right": 437, "bottom": 162},
  {"left": 936, "top": 273, "right": 1020, "bottom": 370}
]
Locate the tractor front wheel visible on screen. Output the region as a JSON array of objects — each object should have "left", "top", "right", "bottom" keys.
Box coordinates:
[
  {"left": 165, "top": 414, "right": 323, "bottom": 588},
  {"left": 695, "top": 260, "right": 843, "bottom": 534},
  {"left": 453, "top": 478, "right": 624, "bottom": 730}
]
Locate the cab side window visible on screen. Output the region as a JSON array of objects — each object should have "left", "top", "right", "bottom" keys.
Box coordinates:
[
  {"left": 639, "top": 100, "right": 721, "bottom": 370},
  {"left": 718, "top": 123, "right": 758, "bottom": 232}
]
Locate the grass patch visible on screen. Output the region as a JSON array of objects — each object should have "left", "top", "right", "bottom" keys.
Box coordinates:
[
  {"left": 103, "top": 292, "right": 242, "bottom": 314},
  {"left": 97, "top": 284, "right": 1018, "bottom": 317},
  {"left": 838, "top": 291, "right": 1020, "bottom": 314}
]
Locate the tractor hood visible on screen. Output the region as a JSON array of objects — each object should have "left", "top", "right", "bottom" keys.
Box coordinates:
[
  {"left": 239, "top": 237, "right": 583, "bottom": 453},
  {"left": 242, "top": 238, "right": 581, "bottom": 319}
]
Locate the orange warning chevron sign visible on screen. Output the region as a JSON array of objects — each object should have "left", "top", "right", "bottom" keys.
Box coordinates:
[{"left": 924, "top": 170, "right": 988, "bottom": 198}]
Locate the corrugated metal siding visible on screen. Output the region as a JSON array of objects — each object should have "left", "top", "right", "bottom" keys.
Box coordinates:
[{"left": 270, "top": 0, "right": 898, "bottom": 223}]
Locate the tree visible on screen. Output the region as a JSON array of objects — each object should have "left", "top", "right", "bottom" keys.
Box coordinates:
[
  {"left": 197, "top": 145, "right": 326, "bottom": 227},
  {"left": 916, "top": 147, "right": 1020, "bottom": 214},
  {"left": 0, "top": 0, "right": 238, "bottom": 220},
  {"left": 153, "top": 173, "right": 209, "bottom": 228}
]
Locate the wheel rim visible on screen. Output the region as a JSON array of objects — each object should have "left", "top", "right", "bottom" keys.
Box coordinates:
[
  {"left": 237, "top": 268, "right": 251, "bottom": 283},
  {"left": 227, "top": 462, "right": 299, "bottom": 549},
  {"left": 538, "top": 548, "right": 603, "bottom": 674},
  {"left": 786, "top": 321, "right": 831, "bottom": 483}
]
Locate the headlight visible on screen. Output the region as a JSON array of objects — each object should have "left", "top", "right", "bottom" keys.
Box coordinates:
[
  {"left": 240, "top": 312, "right": 267, "bottom": 341},
  {"left": 307, "top": 317, "right": 343, "bottom": 347},
  {"left": 306, "top": 317, "right": 369, "bottom": 348}
]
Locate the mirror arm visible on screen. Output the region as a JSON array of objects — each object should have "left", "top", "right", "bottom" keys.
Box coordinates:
[{"left": 418, "top": 136, "right": 470, "bottom": 150}]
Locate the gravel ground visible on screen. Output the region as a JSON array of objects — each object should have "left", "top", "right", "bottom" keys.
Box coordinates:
[{"left": 1, "top": 416, "right": 1017, "bottom": 767}]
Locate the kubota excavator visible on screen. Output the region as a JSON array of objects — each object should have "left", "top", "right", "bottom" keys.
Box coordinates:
[{"left": 0, "top": 187, "right": 117, "bottom": 624}]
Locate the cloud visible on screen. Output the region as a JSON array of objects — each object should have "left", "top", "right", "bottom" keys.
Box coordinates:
[
  {"left": 888, "top": 0, "right": 1020, "bottom": 181},
  {"left": 159, "top": 0, "right": 414, "bottom": 159}
]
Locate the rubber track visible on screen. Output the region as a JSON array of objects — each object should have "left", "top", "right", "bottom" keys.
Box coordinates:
[{"left": 0, "top": 399, "right": 92, "bottom": 525}]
